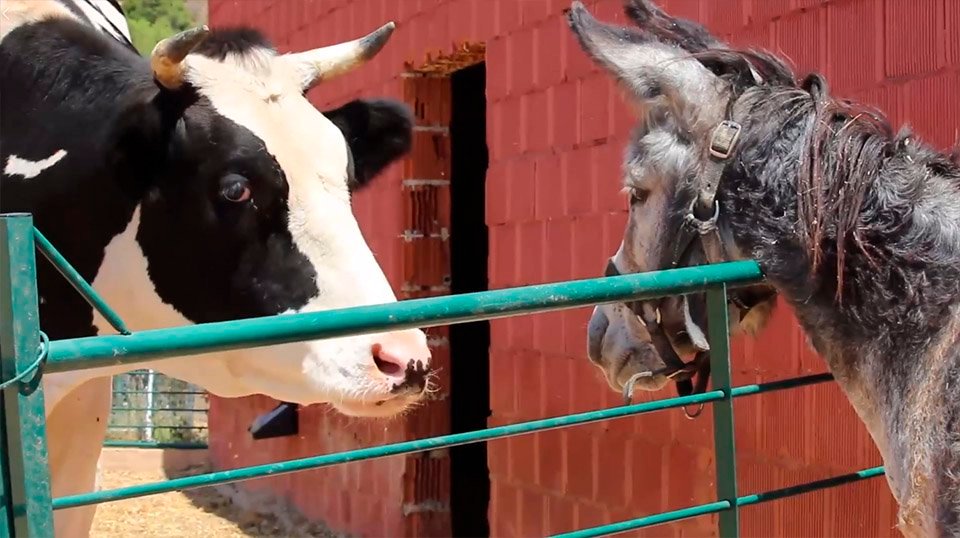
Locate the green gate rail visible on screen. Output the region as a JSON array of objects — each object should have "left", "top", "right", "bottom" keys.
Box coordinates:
[
  {"left": 107, "top": 369, "right": 209, "bottom": 450},
  {"left": 0, "top": 213, "right": 885, "bottom": 537}
]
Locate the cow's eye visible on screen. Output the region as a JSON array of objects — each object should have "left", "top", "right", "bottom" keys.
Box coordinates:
[{"left": 220, "top": 174, "right": 251, "bottom": 203}]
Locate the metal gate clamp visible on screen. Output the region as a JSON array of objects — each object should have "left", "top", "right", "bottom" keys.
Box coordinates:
[{"left": 0, "top": 330, "right": 50, "bottom": 394}]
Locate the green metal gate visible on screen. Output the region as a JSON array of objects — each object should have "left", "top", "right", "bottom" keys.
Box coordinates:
[
  {"left": 0, "top": 213, "right": 884, "bottom": 537},
  {"left": 106, "top": 369, "right": 208, "bottom": 449}
]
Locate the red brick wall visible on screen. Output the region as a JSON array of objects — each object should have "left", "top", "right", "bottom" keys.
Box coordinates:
[{"left": 206, "top": 0, "right": 959, "bottom": 536}]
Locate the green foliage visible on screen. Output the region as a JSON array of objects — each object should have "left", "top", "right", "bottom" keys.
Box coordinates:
[{"left": 121, "top": 0, "right": 197, "bottom": 55}]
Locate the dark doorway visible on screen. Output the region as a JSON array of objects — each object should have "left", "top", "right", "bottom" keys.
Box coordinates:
[{"left": 448, "top": 61, "right": 490, "bottom": 538}]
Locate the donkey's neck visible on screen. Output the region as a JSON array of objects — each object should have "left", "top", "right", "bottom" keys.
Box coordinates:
[
  {"left": 725, "top": 88, "right": 960, "bottom": 367},
  {"left": 722, "top": 87, "right": 960, "bottom": 534}
]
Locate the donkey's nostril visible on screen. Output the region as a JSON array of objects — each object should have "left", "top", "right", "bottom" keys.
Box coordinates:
[{"left": 372, "top": 344, "right": 404, "bottom": 377}]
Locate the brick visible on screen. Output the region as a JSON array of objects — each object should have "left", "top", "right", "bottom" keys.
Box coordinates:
[
  {"left": 665, "top": 443, "right": 713, "bottom": 508},
  {"left": 594, "top": 436, "right": 629, "bottom": 507},
  {"left": 489, "top": 223, "right": 516, "bottom": 292},
  {"left": 537, "top": 430, "right": 566, "bottom": 491},
  {"left": 670, "top": 404, "right": 712, "bottom": 451},
  {"left": 885, "top": 0, "right": 941, "bottom": 78},
  {"left": 518, "top": 220, "right": 545, "bottom": 284},
  {"left": 601, "top": 212, "right": 628, "bottom": 255},
  {"left": 564, "top": 429, "right": 595, "bottom": 499},
  {"left": 507, "top": 158, "right": 536, "bottom": 222},
  {"left": 489, "top": 350, "right": 516, "bottom": 416},
  {"left": 551, "top": 81, "right": 580, "bottom": 150},
  {"left": 546, "top": 495, "right": 577, "bottom": 535},
  {"left": 544, "top": 218, "right": 574, "bottom": 281},
  {"left": 758, "top": 384, "right": 809, "bottom": 463},
  {"left": 827, "top": 0, "right": 881, "bottom": 93},
  {"left": 487, "top": 38, "right": 509, "bottom": 101},
  {"left": 518, "top": 488, "right": 546, "bottom": 537},
  {"left": 628, "top": 438, "right": 665, "bottom": 512},
  {"left": 701, "top": 0, "right": 747, "bottom": 34},
  {"left": 570, "top": 214, "right": 605, "bottom": 279},
  {"left": 570, "top": 359, "right": 607, "bottom": 413},
  {"left": 660, "top": 0, "right": 701, "bottom": 21},
  {"left": 428, "top": 2, "right": 452, "bottom": 57},
  {"left": 534, "top": 153, "right": 565, "bottom": 220},
  {"left": 726, "top": 21, "right": 773, "bottom": 49},
  {"left": 511, "top": 313, "right": 535, "bottom": 351},
  {"left": 492, "top": 481, "right": 520, "bottom": 537},
  {"left": 775, "top": 6, "right": 824, "bottom": 76},
  {"left": 852, "top": 84, "right": 901, "bottom": 128},
  {"left": 949, "top": 0, "right": 960, "bottom": 67},
  {"left": 510, "top": 28, "right": 536, "bottom": 96},
  {"left": 752, "top": 0, "right": 793, "bottom": 23},
  {"left": 542, "top": 356, "right": 573, "bottom": 417},
  {"left": 485, "top": 161, "right": 507, "bottom": 226},
  {"left": 610, "top": 93, "right": 636, "bottom": 140},
  {"left": 563, "top": 306, "right": 593, "bottom": 357},
  {"left": 515, "top": 349, "right": 544, "bottom": 418},
  {"left": 904, "top": 72, "right": 960, "bottom": 150},
  {"left": 448, "top": 0, "right": 471, "bottom": 42},
  {"left": 575, "top": 502, "right": 608, "bottom": 531},
  {"left": 593, "top": 143, "right": 625, "bottom": 213},
  {"left": 807, "top": 383, "right": 876, "bottom": 470},
  {"left": 472, "top": 0, "right": 497, "bottom": 41},
  {"left": 535, "top": 311, "right": 566, "bottom": 359},
  {"left": 521, "top": 0, "right": 550, "bottom": 26},
  {"left": 501, "top": 97, "right": 524, "bottom": 158},
  {"left": 564, "top": 22, "right": 598, "bottom": 80},
  {"left": 498, "top": 0, "right": 524, "bottom": 35},
  {"left": 563, "top": 148, "right": 595, "bottom": 216},
  {"left": 523, "top": 91, "right": 551, "bottom": 154},
  {"left": 536, "top": 17, "right": 565, "bottom": 88},
  {"left": 580, "top": 74, "right": 611, "bottom": 144},
  {"left": 509, "top": 432, "right": 538, "bottom": 485}
]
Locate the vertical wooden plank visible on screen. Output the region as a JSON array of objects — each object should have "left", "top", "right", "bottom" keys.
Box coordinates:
[{"left": 0, "top": 214, "right": 54, "bottom": 537}]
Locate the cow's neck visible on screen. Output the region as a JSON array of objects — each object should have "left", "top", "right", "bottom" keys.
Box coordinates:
[
  {"left": 1, "top": 15, "right": 161, "bottom": 338},
  {"left": 719, "top": 107, "right": 960, "bottom": 534},
  {"left": 0, "top": 17, "right": 214, "bottom": 408}
]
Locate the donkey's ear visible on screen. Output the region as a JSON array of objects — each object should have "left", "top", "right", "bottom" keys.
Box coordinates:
[
  {"left": 623, "top": 0, "right": 722, "bottom": 52},
  {"left": 566, "top": 1, "right": 727, "bottom": 122}
]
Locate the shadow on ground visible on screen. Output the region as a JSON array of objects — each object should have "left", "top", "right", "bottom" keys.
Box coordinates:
[{"left": 160, "top": 449, "right": 344, "bottom": 537}]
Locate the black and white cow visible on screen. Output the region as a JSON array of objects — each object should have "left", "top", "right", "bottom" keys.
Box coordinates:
[{"left": 1, "top": 1, "right": 432, "bottom": 535}]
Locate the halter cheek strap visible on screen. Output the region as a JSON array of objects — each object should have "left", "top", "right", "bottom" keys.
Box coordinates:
[{"left": 627, "top": 119, "right": 745, "bottom": 419}]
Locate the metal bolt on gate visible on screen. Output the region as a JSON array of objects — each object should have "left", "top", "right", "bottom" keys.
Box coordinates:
[{"left": 0, "top": 213, "right": 884, "bottom": 537}]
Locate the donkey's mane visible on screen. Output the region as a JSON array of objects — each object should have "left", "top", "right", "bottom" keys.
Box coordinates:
[{"left": 691, "top": 44, "right": 960, "bottom": 346}]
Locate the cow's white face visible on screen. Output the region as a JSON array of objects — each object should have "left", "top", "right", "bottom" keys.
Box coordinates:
[{"left": 94, "top": 25, "right": 433, "bottom": 417}]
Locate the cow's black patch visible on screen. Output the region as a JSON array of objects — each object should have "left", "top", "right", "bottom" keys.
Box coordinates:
[{"left": 134, "top": 99, "right": 319, "bottom": 323}]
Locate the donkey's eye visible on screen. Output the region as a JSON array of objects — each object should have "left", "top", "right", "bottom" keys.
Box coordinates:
[
  {"left": 220, "top": 174, "right": 252, "bottom": 203},
  {"left": 629, "top": 188, "right": 649, "bottom": 205}
]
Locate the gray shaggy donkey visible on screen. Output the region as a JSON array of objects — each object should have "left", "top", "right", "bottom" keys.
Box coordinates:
[{"left": 569, "top": 1, "right": 960, "bottom": 536}]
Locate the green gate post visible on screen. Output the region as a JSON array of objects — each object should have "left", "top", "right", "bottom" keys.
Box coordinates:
[
  {"left": 0, "top": 214, "right": 54, "bottom": 537},
  {"left": 707, "top": 286, "right": 739, "bottom": 537}
]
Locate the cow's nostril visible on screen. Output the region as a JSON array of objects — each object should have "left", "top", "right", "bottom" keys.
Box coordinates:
[{"left": 371, "top": 344, "right": 405, "bottom": 377}]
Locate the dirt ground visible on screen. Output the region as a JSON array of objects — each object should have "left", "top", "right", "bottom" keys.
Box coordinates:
[{"left": 90, "top": 448, "right": 341, "bottom": 538}]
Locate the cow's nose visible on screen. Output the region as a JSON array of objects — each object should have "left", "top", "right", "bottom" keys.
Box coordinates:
[{"left": 371, "top": 330, "right": 432, "bottom": 392}]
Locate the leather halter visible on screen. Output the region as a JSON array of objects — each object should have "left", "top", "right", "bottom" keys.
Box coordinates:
[{"left": 614, "top": 119, "right": 746, "bottom": 419}]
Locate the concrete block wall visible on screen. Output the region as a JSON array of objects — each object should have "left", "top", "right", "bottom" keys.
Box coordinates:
[{"left": 207, "top": 0, "right": 959, "bottom": 536}]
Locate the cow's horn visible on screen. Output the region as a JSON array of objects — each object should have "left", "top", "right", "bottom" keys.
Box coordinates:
[
  {"left": 286, "top": 22, "right": 396, "bottom": 90},
  {"left": 151, "top": 26, "right": 210, "bottom": 90}
]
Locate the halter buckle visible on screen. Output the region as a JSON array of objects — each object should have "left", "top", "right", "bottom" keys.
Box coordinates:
[
  {"left": 683, "top": 198, "right": 720, "bottom": 235},
  {"left": 709, "top": 120, "right": 742, "bottom": 160}
]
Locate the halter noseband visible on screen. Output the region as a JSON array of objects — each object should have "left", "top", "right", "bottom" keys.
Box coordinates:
[{"left": 615, "top": 119, "right": 746, "bottom": 419}]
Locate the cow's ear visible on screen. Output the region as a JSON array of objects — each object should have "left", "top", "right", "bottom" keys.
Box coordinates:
[
  {"left": 324, "top": 99, "right": 414, "bottom": 192},
  {"left": 109, "top": 89, "right": 193, "bottom": 179}
]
